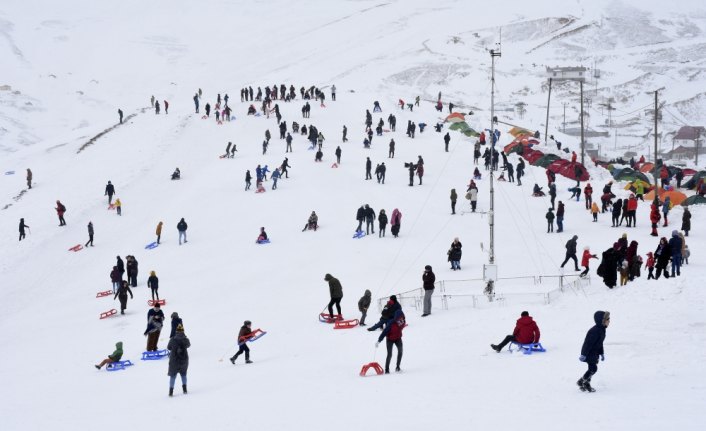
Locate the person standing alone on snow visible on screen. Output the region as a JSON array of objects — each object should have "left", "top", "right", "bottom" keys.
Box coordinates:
[
  {"left": 56, "top": 200, "right": 67, "bottom": 226},
  {"left": 230, "top": 320, "right": 254, "bottom": 365},
  {"left": 358, "top": 290, "right": 371, "bottom": 326},
  {"left": 578, "top": 311, "right": 610, "bottom": 392},
  {"left": 86, "top": 221, "right": 94, "bottom": 246},
  {"left": 422, "top": 265, "right": 435, "bottom": 317},
  {"left": 19, "top": 218, "right": 29, "bottom": 241},
  {"left": 177, "top": 218, "right": 188, "bottom": 245}
]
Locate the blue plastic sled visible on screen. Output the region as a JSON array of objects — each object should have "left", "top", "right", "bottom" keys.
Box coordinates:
[
  {"left": 145, "top": 241, "right": 159, "bottom": 250},
  {"left": 509, "top": 342, "right": 546, "bottom": 355},
  {"left": 5, "top": 171, "right": 15, "bottom": 175},
  {"left": 141, "top": 349, "right": 169, "bottom": 360},
  {"left": 256, "top": 239, "right": 270, "bottom": 244},
  {"left": 106, "top": 360, "right": 134, "bottom": 371},
  {"left": 308, "top": 145, "right": 316, "bottom": 151},
  {"left": 352, "top": 231, "right": 365, "bottom": 239}
]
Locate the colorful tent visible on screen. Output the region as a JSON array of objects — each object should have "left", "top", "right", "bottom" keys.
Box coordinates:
[
  {"left": 509, "top": 126, "right": 533, "bottom": 137},
  {"left": 644, "top": 189, "right": 687, "bottom": 206},
  {"left": 462, "top": 128, "right": 479, "bottom": 137},
  {"left": 445, "top": 113, "right": 466, "bottom": 123},
  {"left": 682, "top": 194, "right": 706, "bottom": 206},
  {"left": 532, "top": 154, "right": 561, "bottom": 168},
  {"left": 682, "top": 168, "right": 697, "bottom": 176},
  {"left": 638, "top": 162, "right": 655, "bottom": 173},
  {"left": 683, "top": 171, "right": 706, "bottom": 189},
  {"left": 548, "top": 160, "right": 590, "bottom": 181},
  {"left": 623, "top": 180, "right": 652, "bottom": 192},
  {"left": 613, "top": 168, "right": 651, "bottom": 184},
  {"left": 449, "top": 121, "right": 470, "bottom": 131},
  {"left": 522, "top": 149, "right": 545, "bottom": 164}
]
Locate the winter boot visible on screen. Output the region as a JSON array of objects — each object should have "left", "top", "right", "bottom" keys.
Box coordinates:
[
  {"left": 229, "top": 356, "right": 236, "bottom": 364},
  {"left": 577, "top": 378, "right": 586, "bottom": 392},
  {"left": 95, "top": 365, "right": 101, "bottom": 370},
  {"left": 169, "top": 387, "right": 174, "bottom": 397},
  {"left": 582, "top": 380, "right": 596, "bottom": 392},
  {"left": 182, "top": 385, "right": 187, "bottom": 394},
  {"left": 491, "top": 344, "right": 501, "bottom": 353}
]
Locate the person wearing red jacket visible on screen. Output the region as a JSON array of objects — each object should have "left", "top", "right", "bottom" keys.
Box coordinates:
[
  {"left": 580, "top": 247, "right": 598, "bottom": 277},
  {"left": 571, "top": 151, "right": 577, "bottom": 163},
  {"left": 491, "top": 311, "right": 541, "bottom": 352},
  {"left": 376, "top": 309, "right": 406, "bottom": 373},
  {"left": 649, "top": 204, "right": 661, "bottom": 236},
  {"left": 626, "top": 195, "right": 638, "bottom": 227},
  {"left": 645, "top": 252, "right": 655, "bottom": 279},
  {"left": 584, "top": 183, "right": 593, "bottom": 210}
]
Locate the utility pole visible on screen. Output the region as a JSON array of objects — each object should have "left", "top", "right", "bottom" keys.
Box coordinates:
[
  {"left": 485, "top": 46, "right": 501, "bottom": 300},
  {"left": 653, "top": 89, "right": 660, "bottom": 202},
  {"left": 544, "top": 78, "right": 552, "bottom": 144},
  {"left": 562, "top": 102, "right": 568, "bottom": 133},
  {"left": 580, "top": 80, "right": 585, "bottom": 166}
]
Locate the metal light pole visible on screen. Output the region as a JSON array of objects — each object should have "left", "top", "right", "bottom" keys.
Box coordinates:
[
  {"left": 485, "top": 47, "right": 501, "bottom": 299},
  {"left": 545, "top": 78, "right": 552, "bottom": 144},
  {"left": 580, "top": 80, "right": 585, "bottom": 166}
]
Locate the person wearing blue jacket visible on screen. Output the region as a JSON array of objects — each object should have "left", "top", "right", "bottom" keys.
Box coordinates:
[
  {"left": 668, "top": 230, "right": 683, "bottom": 277},
  {"left": 578, "top": 311, "right": 610, "bottom": 392}
]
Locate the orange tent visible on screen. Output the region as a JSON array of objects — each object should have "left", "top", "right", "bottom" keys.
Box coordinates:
[
  {"left": 639, "top": 162, "right": 655, "bottom": 173},
  {"left": 509, "top": 127, "right": 533, "bottom": 137},
  {"left": 643, "top": 189, "right": 687, "bottom": 205},
  {"left": 445, "top": 112, "right": 465, "bottom": 123}
]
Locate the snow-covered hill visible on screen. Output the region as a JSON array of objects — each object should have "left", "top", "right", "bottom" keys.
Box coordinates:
[{"left": 0, "top": 1, "right": 704, "bottom": 430}]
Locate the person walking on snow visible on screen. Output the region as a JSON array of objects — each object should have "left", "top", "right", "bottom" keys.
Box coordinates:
[
  {"left": 390, "top": 208, "right": 402, "bottom": 238},
  {"left": 177, "top": 218, "right": 188, "bottom": 245},
  {"left": 580, "top": 247, "right": 597, "bottom": 277},
  {"left": 156, "top": 221, "right": 163, "bottom": 244},
  {"left": 230, "top": 320, "right": 254, "bottom": 365},
  {"left": 578, "top": 311, "right": 610, "bottom": 393},
  {"left": 118, "top": 109, "right": 123, "bottom": 124},
  {"left": 86, "top": 221, "right": 94, "bottom": 246},
  {"left": 114, "top": 280, "right": 133, "bottom": 315},
  {"left": 560, "top": 235, "right": 580, "bottom": 271},
  {"left": 148, "top": 271, "right": 159, "bottom": 301},
  {"left": 376, "top": 308, "right": 406, "bottom": 373},
  {"left": 422, "top": 265, "right": 435, "bottom": 317},
  {"left": 450, "top": 189, "right": 458, "bottom": 214},
  {"left": 378, "top": 209, "right": 388, "bottom": 237},
  {"left": 491, "top": 311, "right": 540, "bottom": 352},
  {"left": 19, "top": 218, "right": 29, "bottom": 241},
  {"left": 110, "top": 266, "right": 121, "bottom": 294},
  {"left": 358, "top": 290, "right": 371, "bottom": 326},
  {"left": 26, "top": 168, "right": 32, "bottom": 189},
  {"left": 324, "top": 274, "right": 343, "bottom": 318},
  {"left": 546, "top": 208, "right": 555, "bottom": 233},
  {"left": 56, "top": 200, "right": 67, "bottom": 226},
  {"left": 167, "top": 324, "right": 190, "bottom": 396}
]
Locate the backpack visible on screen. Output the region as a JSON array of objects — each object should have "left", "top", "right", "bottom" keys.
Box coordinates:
[{"left": 59, "top": 203, "right": 66, "bottom": 212}]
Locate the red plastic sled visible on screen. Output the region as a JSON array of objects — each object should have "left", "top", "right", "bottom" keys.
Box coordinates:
[
  {"left": 319, "top": 313, "right": 343, "bottom": 323},
  {"left": 360, "top": 362, "right": 384, "bottom": 377},
  {"left": 147, "top": 299, "right": 166, "bottom": 306},
  {"left": 255, "top": 186, "right": 266, "bottom": 193},
  {"left": 96, "top": 290, "right": 112, "bottom": 298},
  {"left": 100, "top": 309, "right": 117, "bottom": 319},
  {"left": 334, "top": 319, "right": 359, "bottom": 329},
  {"left": 331, "top": 163, "right": 338, "bottom": 168},
  {"left": 108, "top": 203, "right": 116, "bottom": 210},
  {"left": 201, "top": 115, "right": 208, "bottom": 119},
  {"left": 68, "top": 244, "right": 83, "bottom": 252},
  {"left": 239, "top": 328, "right": 267, "bottom": 344}
]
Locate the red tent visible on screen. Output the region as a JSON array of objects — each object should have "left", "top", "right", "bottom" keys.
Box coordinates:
[
  {"left": 522, "top": 148, "right": 544, "bottom": 164},
  {"left": 549, "top": 161, "right": 590, "bottom": 181}
]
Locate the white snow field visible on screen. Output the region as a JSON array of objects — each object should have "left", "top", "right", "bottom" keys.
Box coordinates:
[{"left": 1, "top": 1, "right": 704, "bottom": 430}]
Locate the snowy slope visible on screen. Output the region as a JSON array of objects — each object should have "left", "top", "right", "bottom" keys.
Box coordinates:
[{"left": 1, "top": 1, "right": 705, "bottom": 430}]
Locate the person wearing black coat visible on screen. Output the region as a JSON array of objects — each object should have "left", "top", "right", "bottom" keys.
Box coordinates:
[
  {"left": 19, "top": 218, "right": 29, "bottom": 241},
  {"left": 355, "top": 205, "right": 365, "bottom": 233},
  {"left": 682, "top": 207, "right": 691, "bottom": 236},
  {"left": 105, "top": 181, "right": 115, "bottom": 204},
  {"left": 114, "top": 280, "right": 133, "bottom": 315},
  {"left": 365, "top": 157, "right": 372, "bottom": 180},
  {"left": 126, "top": 256, "right": 139, "bottom": 287},
  {"left": 148, "top": 271, "right": 159, "bottom": 300},
  {"left": 560, "top": 235, "right": 580, "bottom": 271},
  {"left": 422, "top": 265, "right": 435, "bottom": 316},
  {"left": 145, "top": 304, "right": 165, "bottom": 351},
  {"left": 245, "top": 170, "right": 252, "bottom": 191},
  {"left": 611, "top": 199, "right": 622, "bottom": 227},
  {"left": 364, "top": 204, "right": 376, "bottom": 235},
  {"left": 167, "top": 324, "right": 190, "bottom": 396},
  {"left": 443, "top": 132, "right": 451, "bottom": 152},
  {"left": 116, "top": 256, "right": 125, "bottom": 276},
  {"left": 654, "top": 237, "right": 671, "bottom": 279},
  {"left": 378, "top": 210, "right": 388, "bottom": 238},
  {"left": 578, "top": 311, "right": 610, "bottom": 392},
  {"left": 406, "top": 162, "right": 417, "bottom": 186},
  {"left": 169, "top": 312, "right": 183, "bottom": 338},
  {"left": 177, "top": 218, "right": 188, "bottom": 245},
  {"left": 448, "top": 238, "right": 462, "bottom": 270},
  {"left": 597, "top": 244, "right": 619, "bottom": 288},
  {"left": 368, "top": 295, "right": 401, "bottom": 331}
]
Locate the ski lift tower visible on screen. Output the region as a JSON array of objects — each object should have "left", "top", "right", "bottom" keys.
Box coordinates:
[{"left": 484, "top": 45, "right": 501, "bottom": 300}]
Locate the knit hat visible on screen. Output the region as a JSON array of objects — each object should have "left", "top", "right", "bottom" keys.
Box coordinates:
[
  {"left": 154, "top": 303, "right": 161, "bottom": 308},
  {"left": 244, "top": 320, "right": 252, "bottom": 326},
  {"left": 176, "top": 324, "right": 184, "bottom": 332},
  {"left": 425, "top": 265, "right": 432, "bottom": 271},
  {"left": 171, "top": 312, "right": 179, "bottom": 318}
]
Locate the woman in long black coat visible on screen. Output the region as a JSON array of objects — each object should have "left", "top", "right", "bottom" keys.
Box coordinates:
[
  {"left": 597, "top": 244, "right": 619, "bottom": 289},
  {"left": 654, "top": 237, "right": 671, "bottom": 279},
  {"left": 167, "top": 324, "right": 191, "bottom": 397}
]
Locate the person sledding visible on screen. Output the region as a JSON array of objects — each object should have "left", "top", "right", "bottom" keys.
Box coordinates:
[
  {"left": 533, "top": 184, "right": 545, "bottom": 197},
  {"left": 256, "top": 227, "right": 268, "bottom": 243},
  {"left": 171, "top": 168, "right": 181, "bottom": 180},
  {"left": 302, "top": 211, "right": 318, "bottom": 231},
  {"left": 95, "top": 341, "right": 123, "bottom": 370}
]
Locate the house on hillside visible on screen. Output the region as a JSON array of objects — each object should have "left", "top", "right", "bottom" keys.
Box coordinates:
[
  {"left": 665, "top": 126, "right": 706, "bottom": 161},
  {"left": 546, "top": 66, "right": 587, "bottom": 82}
]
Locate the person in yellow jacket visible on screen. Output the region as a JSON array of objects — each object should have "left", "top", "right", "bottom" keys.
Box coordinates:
[
  {"left": 156, "top": 221, "right": 163, "bottom": 244},
  {"left": 114, "top": 198, "right": 122, "bottom": 216},
  {"left": 591, "top": 202, "right": 599, "bottom": 222}
]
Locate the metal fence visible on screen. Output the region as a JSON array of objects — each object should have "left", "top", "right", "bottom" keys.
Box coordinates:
[{"left": 376, "top": 274, "right": 591, "bottom": 312}]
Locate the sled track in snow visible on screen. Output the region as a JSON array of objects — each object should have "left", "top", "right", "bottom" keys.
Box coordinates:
[{"left": 76, "top": 109, "right": 147, "bottom": 154}]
